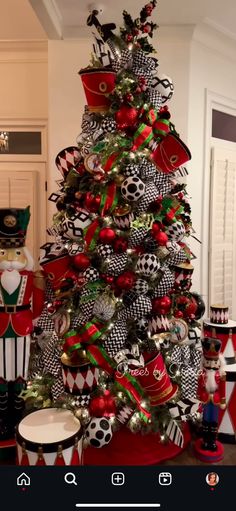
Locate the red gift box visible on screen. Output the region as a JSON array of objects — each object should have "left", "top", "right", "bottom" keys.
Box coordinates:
[{"left": 79, "top": 67, "right": 116, "bottom": 112}]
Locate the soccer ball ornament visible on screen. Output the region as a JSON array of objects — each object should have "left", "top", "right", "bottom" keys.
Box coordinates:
[
  {"left": 121, "top": 176, "right": 145, "bottom": 202},
  {"left": 151, "top": 73, "right": 174, "bottom": 103},
  {"left": 85, "top": 417, "right": 113, "bottom": 448},
  {"left": 61, "top": 209, "right": 92, "bottom": 240},
  {"left": 136, "top": 253, "right": 160, "bottom": 276}
]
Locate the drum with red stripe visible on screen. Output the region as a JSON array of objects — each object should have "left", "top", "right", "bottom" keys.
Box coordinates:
[
  {"left": 218, "top": 364, "right": 236, "bottom": 444},
  {"left": 16, "top": 408, "right": 83, "bottom": 465},
  {"left": 203, "top": 319, "right": 236, "bottom": 365},
  {"left": 61, "top": 352, "right": 99, "bottom": 395}
]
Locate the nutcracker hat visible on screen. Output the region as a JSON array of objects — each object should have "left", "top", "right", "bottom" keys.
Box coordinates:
[
  {"left": 202, "top": 337, "right": 222, "bottom": 361},
  {"left": 79, "top": 67, "right": 116, "bottom": 113},
  {"left": 0, "top": 206, "right": 30, "bottom": 248}
]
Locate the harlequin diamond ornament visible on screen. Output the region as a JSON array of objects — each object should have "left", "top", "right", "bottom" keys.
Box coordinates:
[
  {"left": 166, "top": 221, "right": 186, "bottom": 241},
  {"left": 121, "top": 176, "right": 146, "bottom": 202},
  {"left": 62, "top": 209, "right": 92, "bottom": 240},
  {"left": 151, "top": 73, "right": 174, "bottom": 103},
  {"left": 136, "top": 253, "right": 160, "bottom": 276}
]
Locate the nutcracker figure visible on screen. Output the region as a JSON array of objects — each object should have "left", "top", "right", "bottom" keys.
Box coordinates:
[
  {"left": 0, "top": 207, "right": 44, "bottom": 441},
  {"left": 194, "top": 337, "right": 226, "bottom": 462}
]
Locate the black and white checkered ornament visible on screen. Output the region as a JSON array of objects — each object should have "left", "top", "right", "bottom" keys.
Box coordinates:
[
  {"left": 129, "top": 227, "right": 148, "bottom": 248},
  {"left": 101, "top": 117, "right": 117, "bottom": 134},
  {"left": 152, "top": 267, "right": 175, "bottom": 297},
  {"left": 139, "top": 160, "right": 157, "bottom": 182},
  {"left": 118, "top": 295, "right": 152, "bottom": 321},
  {"left": 71, "top": 394, "right": 90, "bottom": 408},
  {"left": 151, "top": 74, "right": 174, "bottom": 103},
  {"left": 85, "top": 418, "right": 113, "bottom": 448},
  {"left": 166, "top": 221, "right": 185, "bottom": 241},
  {"left": 82, "top": 267, "right": 100, "bottom": 283},
  {"left": 146, "top": 89, "right": 163, "bottom": 110},
  {"left": 62, "top": 210, "right": 92, "bottom": 240},
  {"left": 103, "top": 319, "right": 128, "bottom": 358},
  {"left": 37, "top": 281, "right": 55, "bottom": 333},
  {"left": 154, "top": 172, "right": 172, "bottom": 195},
  {"left": 136, "top": 182, "right": 159, "bottom": 215},
  {"left": 168, "top": 248, "right": 188, "bottom": 266},
  {"left": 133, "top": 278, "right": 149, "bottom": 295},
  {"left": 106, "top": 253, "right": 128, "bottom": 276},
  {"left": 97, "top": 244, "right": 114, "bottom": 259},
  {"left": 121, "top": 176, "right": 145, "bottom": 202},
  {"left": 123, "top": 163, "right": 140, "bottom": 178},
  {"left": 136, "top": 253, "right": 160, "bottom": 276}
]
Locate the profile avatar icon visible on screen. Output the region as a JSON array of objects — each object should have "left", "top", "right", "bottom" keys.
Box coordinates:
[{"left": 206, "top": 472, "right": 219, "bottom": 486}]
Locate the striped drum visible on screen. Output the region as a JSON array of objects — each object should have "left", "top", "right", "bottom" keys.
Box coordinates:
[
  {"left": 218, "top": 363, "right": 236, "bottom": 444},
  {"left": 203, "top": 319, "right": 236, "bottom": 365},
  {"left": 16, "top": 408, "right": 83, "bottom": 465}
]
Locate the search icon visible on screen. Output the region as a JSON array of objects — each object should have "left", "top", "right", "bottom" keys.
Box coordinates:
[{"left": 64, "top": 472, "right": 77, "bottom": 486}]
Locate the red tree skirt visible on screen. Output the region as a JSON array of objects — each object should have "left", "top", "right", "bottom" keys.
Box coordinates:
[{"left": 84, "top": 423, "right": 191, "bottom": 466}]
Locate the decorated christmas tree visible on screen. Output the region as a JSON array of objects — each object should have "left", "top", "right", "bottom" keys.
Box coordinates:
[{"left": 28, "top": 1, "right": 206, "bottom": 462}]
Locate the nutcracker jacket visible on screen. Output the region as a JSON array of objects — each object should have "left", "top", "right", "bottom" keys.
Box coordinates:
[
  {"left": 0, "top": 270, "right": 34, "bottom": 337},
  {"left": 197, "top": 368, "right": 226, "bottom": 406}
]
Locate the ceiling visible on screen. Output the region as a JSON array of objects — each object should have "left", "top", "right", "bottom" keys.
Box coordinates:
[{"left": 1, "top": 0, "right": 236, "bottom": 41}]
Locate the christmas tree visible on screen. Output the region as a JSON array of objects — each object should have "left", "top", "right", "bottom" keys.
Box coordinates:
[{"left": 29, "top": 1, "right": 206, "bottom": 460}]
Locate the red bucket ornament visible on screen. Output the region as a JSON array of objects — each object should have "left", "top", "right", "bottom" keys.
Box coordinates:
[
  {"left": 79, "top": 67, "right": 116, "bottom": 113},
  {"left": 151, "top": 133, "right": 191, "bottom": 174},
  {"left": 136, "top": 353, "right": 178, "bottom": 406}
]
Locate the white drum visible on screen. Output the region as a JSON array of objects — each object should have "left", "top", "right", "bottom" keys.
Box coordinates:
[
  {"left": 218, "top": 363, "right": 236, "bottom": 444},
  {"left": 16, "top": 408, "right": 83, "bottom": 465}
]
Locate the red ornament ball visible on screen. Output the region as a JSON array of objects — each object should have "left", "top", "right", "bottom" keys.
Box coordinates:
[
  {"left": 72, "top": 253, "right": 90, "bottom": 271},
  {"left": 152, "top": 222, "right": 161, "bottom": 235},
  {"left": 116, "top": 271, "right": 136, "bottom": 290},
  {"left": 115, "top": 105, "right": 139, "bottom": 130},
  {"left": 152, "top": 296, "right": 172, "bottom": 314},
  {"left": 153, "top": 230, "right": 168, "bottom": 246},
  {"left": 174, "top": 310, "right": 184, "bottom": 318},
  {"left": 89, "top": 396, "right": 107, "bottom": 418},
  {"left": 99, "top": 227, "right": 116, "bottom": 244},
  {"left": 113, "top": 237, "right": 128, "bottom": 253}
]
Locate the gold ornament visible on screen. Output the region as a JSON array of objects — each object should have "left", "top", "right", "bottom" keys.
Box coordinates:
[
  {"left": 75, "top": 407, "right": 91, "bottom": 425},
  {"left": 114, "top": 174, "right": 125, "bottom": 186}
]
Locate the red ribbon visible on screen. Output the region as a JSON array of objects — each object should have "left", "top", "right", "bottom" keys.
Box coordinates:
[
  {"left": 87, "top": 344, "right": 151, "bottom": 421},
  {"left": 84, "top": 218, "right": 100, "bottom": 251},
  {"left": 99, "top": 182, "right": 118, "bottom": 217}
]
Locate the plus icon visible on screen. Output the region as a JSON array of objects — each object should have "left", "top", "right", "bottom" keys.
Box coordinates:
[{"left": 111, "top": 472, "right": 125, "bottom": 486}]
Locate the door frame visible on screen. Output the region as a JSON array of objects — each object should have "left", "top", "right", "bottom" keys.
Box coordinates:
[
  {"left": 203, "top": 90, "right": 236, "bottom": 312},
  {"left": 0, "top": 118, "right": 47, "bottom": 162}
]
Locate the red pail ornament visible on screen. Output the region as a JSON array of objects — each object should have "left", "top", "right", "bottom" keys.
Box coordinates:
[
  {"left": 173, "top": 262, "right": 194, "bottom": 290},
  {"left": 79, "top": 67, "right": 116, "bottom": 112},
  {"left": 151, "top": 133, "right": 191, "bottom": 174},
  {"left": 136, "top": 353, "right": 178, "bottom": 406},
  {"left": 210, "top": 304, "right": 229, "bottom": 324}
]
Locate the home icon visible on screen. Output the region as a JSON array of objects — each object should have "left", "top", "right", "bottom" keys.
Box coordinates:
[{"left": 17, "top": 473, "right": 31, "bottom": 486}]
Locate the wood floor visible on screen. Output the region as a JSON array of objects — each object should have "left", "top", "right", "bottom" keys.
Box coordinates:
[{"left": 161, "top": 442, "right": 236, "bottom": 465}]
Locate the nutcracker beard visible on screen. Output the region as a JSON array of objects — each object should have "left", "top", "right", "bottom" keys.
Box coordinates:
[{"left": 0, "top": 255, "right": 33, "bottom": 441}]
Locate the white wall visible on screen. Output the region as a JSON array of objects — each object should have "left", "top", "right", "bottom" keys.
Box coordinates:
[
  {"left": 187, "top": 25, "right": 236, "bottom": 301},
  {"left": 0, "top": 42, "right": 47, "bottom": 119}
]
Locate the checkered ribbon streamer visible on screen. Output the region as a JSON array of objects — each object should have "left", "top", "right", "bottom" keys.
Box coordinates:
[{"left": 103, "top": 319, "right": 128, "bottom": 358}]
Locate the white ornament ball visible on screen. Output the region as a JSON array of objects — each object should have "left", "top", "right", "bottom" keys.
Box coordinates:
[
  {"left": 151, "top": 73, "right": 174, "bottom": 103},
  {"left": 121, "top": 176, "right": 145, "bottom": 202},
  {"left": 85, "top": 417, "right": 113, "bottom": 448},
  {"left": 136, "top": 253, "right": 160, "bottom": 276},
  {"left": 61, "top": 209, "right": 92, "bottom": 240}
]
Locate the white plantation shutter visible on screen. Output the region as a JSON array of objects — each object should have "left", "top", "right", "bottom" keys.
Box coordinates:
[
  {"left": 0, "top": 171, "right": 38, "bottom": 262},
  {"left": 209, "top": 147, "right": 236, "bottom": 318}
]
